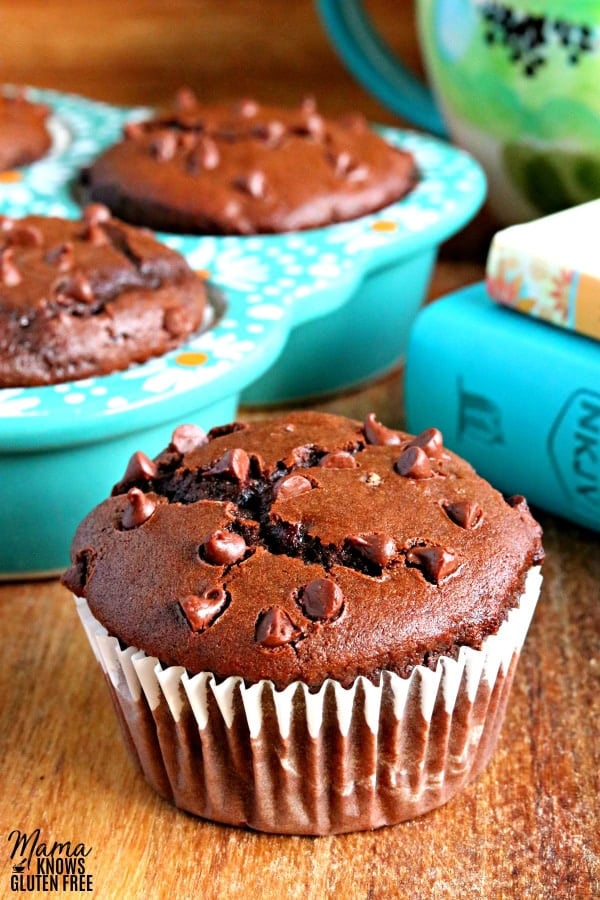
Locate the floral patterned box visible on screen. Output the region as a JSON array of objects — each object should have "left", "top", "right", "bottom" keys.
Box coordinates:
[{"left": 486, "top": 200, "right": 600, "bottom": 342}]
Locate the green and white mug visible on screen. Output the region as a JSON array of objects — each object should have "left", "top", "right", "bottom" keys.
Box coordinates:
[{"left": 318, "top": 0, "right": 600, "bottom": 223}]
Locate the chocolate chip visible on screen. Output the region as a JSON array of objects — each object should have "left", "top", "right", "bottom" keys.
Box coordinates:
[
  {"left": 170, "top": 423, "right": 208, "bottom": 454},
  {"left": 121, "top": 488, "right": 157, "bottom": 529},
  {"left": 174, "top": 86, "right": 198, "bottom": 112},
  {"left": 299, "top": 578, "right": 344, "bottom": 621},
  {"left": 0, "top": 248, "right": 21, "bottom": 286},
  {"left": 54, "top": 273, "right": 95, "bottom": 305},
  {"left": 394, "top": 446, "right": 433, "bottom": 479},
  {"left": 443, "top": 500, "right": 483, "bottom": 530},
  {"left": 407, "top": 427, "right": 446, "bottom": 459},
  {"left": 123, "top": 121, "right": 146, "bottom": 141},
  {"left": 506, "top": 494, "right": 529, "bottom": 511},
  {"left": 233, "top": 171, "right": 266, "bottom": 199},
  {"left": 150, "top": 131, "right": 177, "bottom": 162},
  {"left": 329, "top": 150, "right": 353, "bottom": 177},
  {"left": 61, "top": 548, "right": 96, "bottom": 595},
  {"left": 6, "top": 224, "right": 43, "bottom": 247},
  {"left": 255, "top": 606, "right": 300, "bottom": 648},
  {"left": 123, "top": 450, "right": 158, "bottom": 482},
  {"left": 274, "top": 474, "right": 313, "bottom": 501},
  {"left": 251, "top": 120, "right": 285, "bottom": 146},
  {"left": 83, "top": 204, "right": 111, "bottom": 226},
  {"left": 346, "top": 165, "right": 369, "bottom": 184},
  {"left": 180, "top": 585, "right": 228, "bottom": 632},
  {"left": 303, "top": 113, "right": 325, "bottom": 139},
  {"left": 46, "top": 241, "right": 74, "bottom": 272},
  {"left": 81, "top": 221, "right": 109, "bottom": 247},
  {"left": 405, "top": 546, "right": 460, "bottom": 583},
  {"left": 197, "top": 136, "right": 220, "bottom": 170},
  {"left": 223, "top": 199, "right": 242, "bottom": 220},
  {"left": 301, "top": 96, "right": 317, "bottom": 114},
  {"left": 235, "top": 98, "right": 259, "bottom": 118},
  {"left": 363, "top": 413, "right": 402, "bottom": 446},
  {"left": 319, "top": 451, "right": 357, "bottom": 469},
  {"left": 363, "top": 471, "right": 382, "bottom": 486},
  {"left": 290, "top": 444, "right": 313, "bottom": 465},
  {"left": 347, "top": 532, "right": 397, "bottom": 566},
  {"left": 202, "top": 530, "right": 247, "bottom": 565},
  {"left": 207, "top": 448, "right": 250, "bottom": 482}
]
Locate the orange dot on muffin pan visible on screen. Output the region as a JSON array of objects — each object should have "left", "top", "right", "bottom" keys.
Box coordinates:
[
  {"left": 0, "top": 171, "right": 22, "bottom": 183},
  {"left": 175, "top": 351, "right": 209, "bottom": 367},
  {"left": 195, "top": 269, "right": 210, "bottom": 279},
  {"left": 371, "top": 220, "right": 397, "bottom": 232}
]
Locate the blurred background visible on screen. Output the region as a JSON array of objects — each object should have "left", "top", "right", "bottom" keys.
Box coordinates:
[{"left": 2, "top": 0, "right": 421, "bottom": 115}]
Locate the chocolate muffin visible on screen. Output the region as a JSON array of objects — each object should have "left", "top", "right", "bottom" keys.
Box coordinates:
[
  {"left": 65, "top": 411, "right": 544, "bottom": 834},
  {"left": 81, "top": 92, "right": 418, "bottom": 234},
  {"left": 0, "top": 205, "right": 207, "bottom": 387},
  {"left": 0, "top": 91, "right": 51, "bottom": 171}
]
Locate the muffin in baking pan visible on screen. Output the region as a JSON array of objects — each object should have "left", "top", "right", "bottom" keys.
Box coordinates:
[
  {"left": 0, "top": 204, "right": 207, "bottom": 387},
  {"left": 81, "top": 92, "right": 418, "bottom": 234},
  {"left": 1, "top": 88, "right": 486, "bottom": 402}
]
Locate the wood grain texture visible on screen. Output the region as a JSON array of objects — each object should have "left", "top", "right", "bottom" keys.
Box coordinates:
[
  {"left": 0, "top": 0, "right": 421, "bottom": 121},
  {"left": 0, "top": 2, "right": 599, "bottom": 897},
  {"left": 1, "top": 508, "right": 599, "bottom": 899}
]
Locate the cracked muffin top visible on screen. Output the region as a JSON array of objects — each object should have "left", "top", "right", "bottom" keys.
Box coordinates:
[
  {"left": 82, "top": 92, "right": 418, "bottom": 234},
  {"left": 0, "top": 204, "right": 206, "bottom": 386},
  {"left": 0, "top": 92, "right": 51, "bottom": 172},
  {"left": 63, "top": 411, "right": 544, "bottom": 689}
]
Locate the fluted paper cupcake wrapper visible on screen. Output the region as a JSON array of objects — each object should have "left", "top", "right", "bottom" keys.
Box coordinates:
[{"left": 75, "top": 567, "right": 542, "bottom": 835}]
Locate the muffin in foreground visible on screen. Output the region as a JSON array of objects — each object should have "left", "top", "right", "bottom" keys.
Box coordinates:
[
  {"left": 81, "top": 92, "right": 418, "bottom": 234},
  {"left": 0, "top": 204, "right": 207, "bottom": 386},
  {"left": 64, "top": 411, "right": 543, "bottom": 834},
  {"left": 0, "top": 91, "right": 51, "bottom": 172}
]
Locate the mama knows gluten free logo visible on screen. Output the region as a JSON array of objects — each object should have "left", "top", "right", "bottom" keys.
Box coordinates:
[{"left": 7, "top": 828, "right": 93, "bottom": 893}]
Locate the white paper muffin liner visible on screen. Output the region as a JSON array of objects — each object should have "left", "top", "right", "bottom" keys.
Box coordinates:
[{"left": 75, "top": 566, "right": 542, "bottom": 835}]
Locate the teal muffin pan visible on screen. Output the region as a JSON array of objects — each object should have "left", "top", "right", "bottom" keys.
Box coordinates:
[
  {"left": 1, "top": 89, "right": 486, "bottom": 403},
  {"left": 0, "top": 89, "right": 486, "bottom": 577}
]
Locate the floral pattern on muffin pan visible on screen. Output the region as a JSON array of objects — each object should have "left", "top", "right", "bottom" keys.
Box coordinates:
[{"left": 0, "top": 90, "right": 486, "bottom": 425}]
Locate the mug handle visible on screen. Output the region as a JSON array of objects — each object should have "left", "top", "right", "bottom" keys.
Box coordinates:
[{"left": 317, "top": 0, "right": 447, "bottom": 137}]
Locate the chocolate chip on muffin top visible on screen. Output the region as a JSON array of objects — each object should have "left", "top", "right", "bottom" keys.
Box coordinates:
[
  {"left": 64, "top": 412, "right": 543, "bottom": 690},
  {"left": 82, "top": 92, "right": 418, "bottom": 234},
  {"left": 0, "top": 204, "right": 207, "bottom": 386}
]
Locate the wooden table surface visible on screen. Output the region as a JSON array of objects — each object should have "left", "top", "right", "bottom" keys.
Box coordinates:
[{"left": 1, "top": 3, "right": 599, "bottom": 898}]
